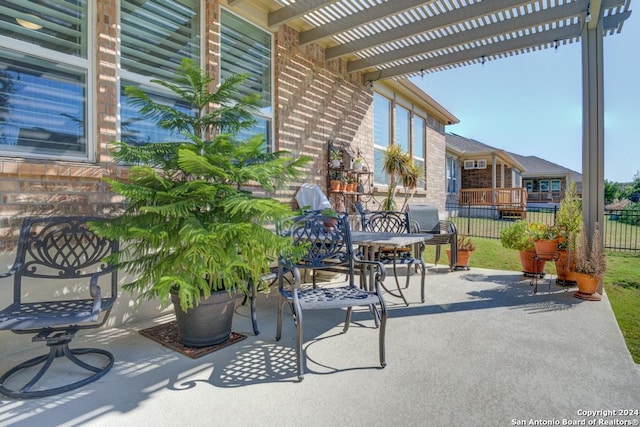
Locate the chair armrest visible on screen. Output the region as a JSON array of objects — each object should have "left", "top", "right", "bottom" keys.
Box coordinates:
[
  {"left": 410, "top": 220, "right": 420, "bottom": 234},
  {"left": 439, "top": 220, "right": 457, "bottom": 235},
  {"left": 353, "top": 258, "right": 386, "bottom": 288}
]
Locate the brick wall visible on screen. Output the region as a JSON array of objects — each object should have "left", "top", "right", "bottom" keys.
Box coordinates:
[
  {"left": 0, "top": 1, "right": 448, "bottom": 249},
  {"left": 275, "top": 24, "right": 372, "bottom": 207}
]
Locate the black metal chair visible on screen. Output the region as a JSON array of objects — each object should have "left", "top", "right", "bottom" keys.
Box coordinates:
[
  {"left": 407, "top": 204, "right": 458, "bottom": 271},
  {"left": 0, "top": 217, "right": 118, "bottom": 399},
  {"left": 276, "top": 213, "right": 387, "bottom": 381},
  {"left": 359, "top": 210, "right": 426, "bottom": 305}
]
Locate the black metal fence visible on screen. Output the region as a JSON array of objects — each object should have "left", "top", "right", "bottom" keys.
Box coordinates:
[{"left": 444, "top": 202, "right": 640, "bottom": 253}]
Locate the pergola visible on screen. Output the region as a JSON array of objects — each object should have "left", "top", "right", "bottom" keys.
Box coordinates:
[{"left": 238, "top": 0, "right": 632, "bottom": 248}]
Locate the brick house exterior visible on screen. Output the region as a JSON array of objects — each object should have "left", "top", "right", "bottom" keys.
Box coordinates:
[{"left": 0, "top": 1, "right": 456, "bottom": 251}]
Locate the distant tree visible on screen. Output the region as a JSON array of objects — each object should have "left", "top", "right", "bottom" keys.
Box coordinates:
[
  {"left": 619, "top": 171, "right": 640, "bottom": 201},
  {"left": 604, "top": 179, "right": 622, "bottom": 204}
]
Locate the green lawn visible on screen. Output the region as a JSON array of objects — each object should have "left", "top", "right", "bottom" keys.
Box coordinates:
[{"left": 422, "top": 238, "right": 640, "bottom": 363}]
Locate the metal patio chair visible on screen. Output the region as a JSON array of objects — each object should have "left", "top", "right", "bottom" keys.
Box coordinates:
[
  {"left": 0, "top": 217, "right": 118, "bottom": 399},
  {"left": 407, "top": 204, "right": 458, "bottom": 271},
  {"left": 276, "top": 212, "right": 387, "bottom": 381},
  {"left": 359, "top": 210, "right": 425, "bottom": 305}
]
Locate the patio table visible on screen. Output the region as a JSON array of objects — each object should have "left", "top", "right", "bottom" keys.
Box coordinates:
[{"left": 350, "top": 230, "right": 432, "bottom": 301}]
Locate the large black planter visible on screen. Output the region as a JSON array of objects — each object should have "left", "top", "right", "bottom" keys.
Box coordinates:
[{"left": 170, "top": 288, "right": 237, "bottom": 347}]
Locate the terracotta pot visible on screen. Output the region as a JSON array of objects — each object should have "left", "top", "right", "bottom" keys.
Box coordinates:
[
  {"left": 446, "top": 249, "right": 473, "bottom": 270},
  {"left": 574, "top": 272, "right": 602, "bottom": 301},
  {"left": 329, "top": 180, "right": 341, "bottom": 191},
  {"left": 518, "top": 250, "right": 546, "bottom": 277},
  {"left": 534, "top": 239, "right": 559, "bottom": 260},
  {"left": 555, "top": 250, "right": 577, "bottom": 285}
]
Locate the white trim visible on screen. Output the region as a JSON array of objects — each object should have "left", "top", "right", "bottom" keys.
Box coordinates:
[
  {"left": 476, "top": 159, "right": 487, "bottom": 169},
  {"left": 463, "top": 160, "right": 475, "bottom": 170}
]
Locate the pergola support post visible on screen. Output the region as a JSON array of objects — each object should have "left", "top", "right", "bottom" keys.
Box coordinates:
[{"left": 581, "top": 13, "right": 605, "bottom": 293}]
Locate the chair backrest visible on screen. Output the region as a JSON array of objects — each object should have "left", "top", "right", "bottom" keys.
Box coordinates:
[
  {"left": 407, "top": 204, "right": 441, "bottom": 234},
  {"left": 281, "top": 213, "right": 355, "bottom": 279},
  {"left": 9, "top": 217, "right": 118, "bottom": 304},
  {"left": 360, "top": 211, "right": 411, "bottom": 234}
]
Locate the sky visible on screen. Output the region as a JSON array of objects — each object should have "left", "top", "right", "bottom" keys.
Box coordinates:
[{"left": 413, "top": 11, "right": 639, "bottom": 184}]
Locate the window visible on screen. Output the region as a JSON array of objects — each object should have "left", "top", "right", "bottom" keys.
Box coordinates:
[
  {"left": 373, "top": 93, "right": 391, "bottom": 185},
  {"left": 395, "top": 105, "right": 410, "bottom": 152},
  {"left": 446, "top": 155, "right": 459, "bottom": 194},
  {"left": 120, "top": 0, "right": 200, "bottom": 146},
  {"left": 120, "top": 81, "right": 193, "bottom": 146},
  {"left": 464, "top": 160, "right": 475, "bottom": 170},
  {"left": 540, "top": 180, "right": 550, "bottom": 192},
  {"left": 373, "top": 93, "right": 426, "bottom": 187},
  {"left": 221, "top": 10, "right": 272, "bottom": 150},
  {"left": 524, "top": 180, "right": 533, "bottom": 192},
  {"left": 476, "top": 159, "right": 487, "bottom": 169},
  {"left": 551, "top": 179, "right": 561, "bottom": 192},
  {"left": 0, "top": 1, "right": 90, "bottom": 158},
  {"left": 121, "top": 0, "right": 200, "bottom": 81},
  {"left": 413, "top": 115, "right": 425, "bottom": 189}
]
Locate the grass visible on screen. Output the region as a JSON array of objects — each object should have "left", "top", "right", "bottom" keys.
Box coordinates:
[{"left": 422, "top": 238, "right": 640, "bottom": 363}]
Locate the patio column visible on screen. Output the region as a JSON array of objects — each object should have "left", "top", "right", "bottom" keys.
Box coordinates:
[{"left": 581, "top": 8, "right": 605, "bottom": 292}]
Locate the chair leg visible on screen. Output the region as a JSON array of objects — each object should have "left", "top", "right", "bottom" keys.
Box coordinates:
[
  {"left": 0, "top": 331, "right": 113, "bottom": 399},
  {"left": 247, "top": 279, "right": 260, "bottom": 335},
  {"left": 378, "top": 301, "right": 387, "bottom": 368},
  {"left": 294, "top": 303, "right": 304, "bottom": 381},
  {"left": 419, "top": 260, "right": 426, "bottom": 303},
  {"left": 343, "top": 307, "right": 352, "bottom": 333},
  {"left": 392, "top": 259, "right": 409, "bottom": 306},
  {"left": 276, "top": 298, "right": 285, "bottom": 341}
]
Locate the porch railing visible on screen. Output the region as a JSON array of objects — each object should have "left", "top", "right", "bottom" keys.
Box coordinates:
[{"left": 459, "top": 187, "right": 528, "bottom": 207}]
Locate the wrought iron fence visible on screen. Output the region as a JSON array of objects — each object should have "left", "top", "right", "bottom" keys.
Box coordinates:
[{"left": 444, "top": 202, "right": 640, "bottom": 253}]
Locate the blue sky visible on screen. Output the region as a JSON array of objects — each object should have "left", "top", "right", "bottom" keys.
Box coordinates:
[{"left": 413, "top": 13, "right": 639, "bottom": 184}]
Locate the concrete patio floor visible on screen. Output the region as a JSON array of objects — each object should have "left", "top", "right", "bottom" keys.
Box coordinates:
[{"left": 1, "top": 267, "right": 639, "bottom": 427}]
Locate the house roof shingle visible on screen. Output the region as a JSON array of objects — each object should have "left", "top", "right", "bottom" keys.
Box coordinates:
[{"left": 445, "top": 132, "right": 582, "bottom": 183}]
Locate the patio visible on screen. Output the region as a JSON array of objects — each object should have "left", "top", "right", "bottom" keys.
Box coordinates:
[{"left": 1, "top": 266, "right": 638, "bottom": 427}]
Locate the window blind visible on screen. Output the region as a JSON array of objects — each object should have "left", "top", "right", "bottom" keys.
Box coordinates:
[{"left": 121, "top": 0, "right": 200, "bottom": 80}]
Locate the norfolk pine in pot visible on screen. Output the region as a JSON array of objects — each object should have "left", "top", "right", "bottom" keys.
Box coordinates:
[{"left": 91, "top": 59, "right": 310, "bottom": 346}]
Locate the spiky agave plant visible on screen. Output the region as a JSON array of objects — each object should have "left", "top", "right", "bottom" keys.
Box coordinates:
[{"left": 92, "top": 58, "right": 310, "bottom": 311}]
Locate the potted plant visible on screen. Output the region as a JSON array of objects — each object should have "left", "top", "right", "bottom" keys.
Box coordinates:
[
  {"left": 330, "top": 148, "right": 342, "bottom": 169},
  {"left": 353, "top": 153, "right": 363, "bottom": 171},
  {"left": 571, "top": 222, "right": 606, "bottom": 301},
  {"left": 446, "top": 235, "right": 476, "bottom": 270},
  {"left": 381, "top": 144, "right": 421, "bottom": 211},
  {"left": 91, "top": 59, "right": 310, "bottom": 347},
  {"left": 525, "top": 222, "right": 559, "bottom": 257},
  {"left": 329, "top": 171, "right": 342, "bottom": 192},
  {"left": 554, "top": 181, "right": 582, "bottom": 285},
  {"left": 499, "top": 220, "right": 545, "bottom": 276}
]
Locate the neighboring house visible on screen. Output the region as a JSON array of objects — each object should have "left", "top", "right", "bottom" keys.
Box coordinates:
[
  {"left": 444, "top": 133, "right": 582, "bottom": 217},
  {"left": 508, "top": 153, "right": 582, "bottom": 204},
  {"left": 445, "top": 133, "right": 526, "bottom": 211}
]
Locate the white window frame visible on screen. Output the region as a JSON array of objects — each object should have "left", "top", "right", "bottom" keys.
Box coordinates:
[
  {"left": 0, "top": 2, "right": 94, "bottom": 161},
  {"left": 476, "top": 159, "right": 487, "bottom": 169},
  {"left": 464, "top": 160, "right": 475, "bottom": 170}
]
